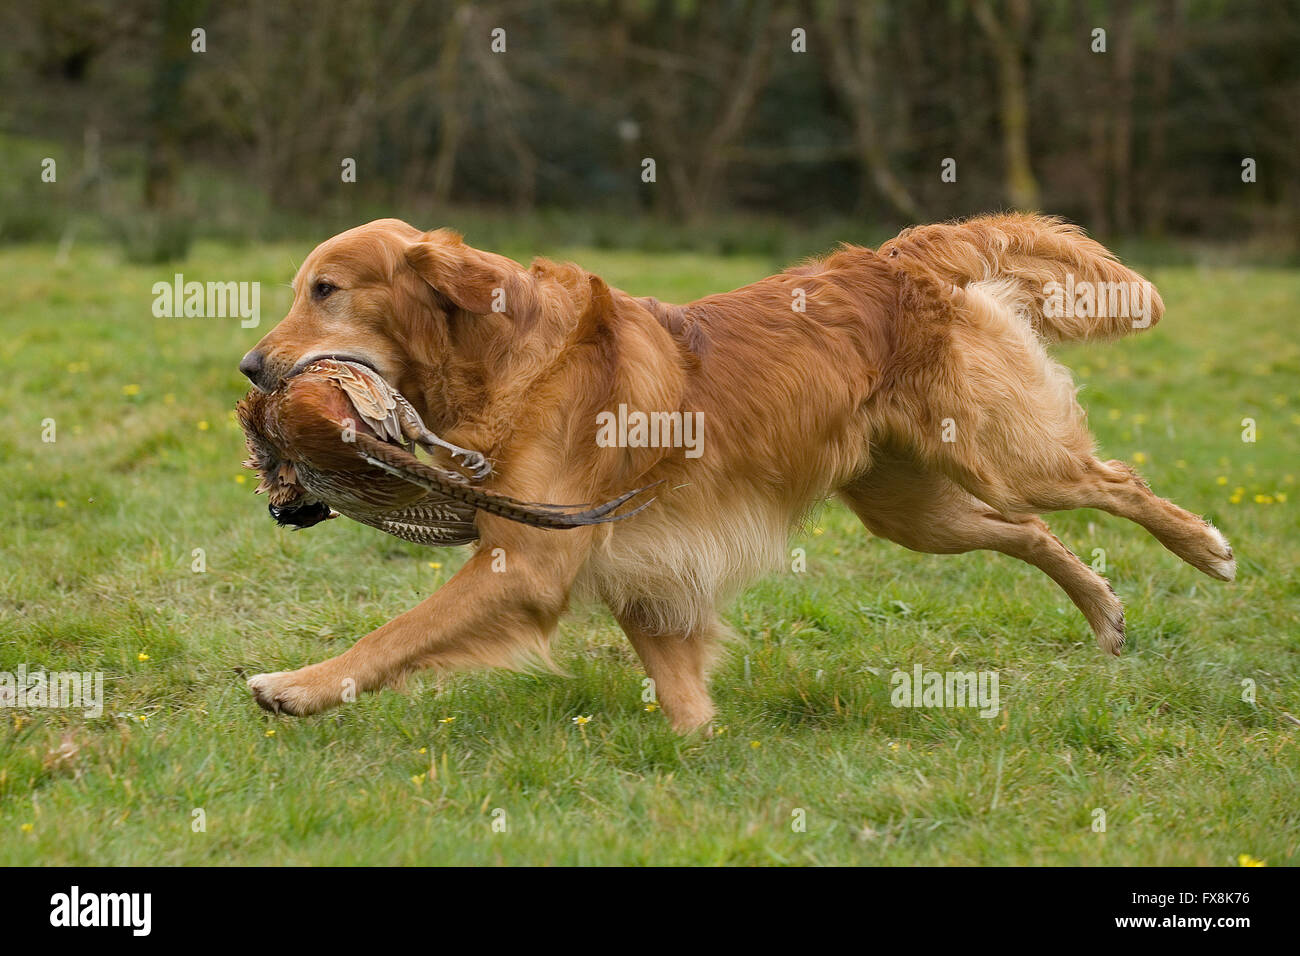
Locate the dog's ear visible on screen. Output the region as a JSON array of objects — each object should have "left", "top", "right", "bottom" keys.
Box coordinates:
[{"left": 404, "top": 230, "right": 540, "bottom": 319}]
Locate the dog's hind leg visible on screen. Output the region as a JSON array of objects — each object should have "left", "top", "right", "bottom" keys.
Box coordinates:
[
  {"left": 895, "top": 282, "right": 1234, "bottom": 583},
  {"left": 1007, "top": 458, "right": 1235, "bottom": 582},
  {"left": 841, "top": 455, "right": 1126, "bottom": 654},
  {"left": 614, "top": 601, "right": 724, "bottom": 732}
]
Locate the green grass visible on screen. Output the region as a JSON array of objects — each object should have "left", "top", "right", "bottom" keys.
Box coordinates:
[{"left": 1, "top": 239, "right": 1297, "bottom": 865}]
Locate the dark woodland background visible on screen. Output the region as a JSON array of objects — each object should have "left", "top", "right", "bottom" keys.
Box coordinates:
[{"left": 2, "top": 0, "right": 1298, "bottom": 259}]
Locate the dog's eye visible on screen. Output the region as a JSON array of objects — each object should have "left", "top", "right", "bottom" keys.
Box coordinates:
[{"left": 313, "top": 281, "right": 338, "bottom": 300}]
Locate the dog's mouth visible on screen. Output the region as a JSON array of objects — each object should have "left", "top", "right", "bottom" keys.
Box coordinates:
[{"left": 286, "top": 352, "right": 383, "bottom": 381}]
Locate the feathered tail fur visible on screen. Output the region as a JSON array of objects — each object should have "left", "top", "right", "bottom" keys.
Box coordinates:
[{"left": 878, "top": 213, "right": 1164, "bottom": 343}]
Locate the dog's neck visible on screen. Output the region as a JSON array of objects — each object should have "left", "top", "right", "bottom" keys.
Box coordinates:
[{"left": 396, "top": 306, "right": 539, "bottom": 458}]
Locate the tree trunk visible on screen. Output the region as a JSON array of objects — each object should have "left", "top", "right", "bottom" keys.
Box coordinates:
[
  {"left": 819, "top": 0, "right": 923, "bottom": 222},
  {"left": 144, "top": 0, "right": 204, "bottom": 210},
  {"left": 1111, "top": 0, "right": 1136, "bottom": 233},
  {"left": 974, "top": 0, "right": 1041, "bottom": 210},
  {"left": 432, "top": 2, "right": 470, "bottom": 206}
]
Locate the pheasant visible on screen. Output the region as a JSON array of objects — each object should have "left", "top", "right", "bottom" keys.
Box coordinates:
[{"left": 237, "top": 359, "right": 649, "bottom": 545}]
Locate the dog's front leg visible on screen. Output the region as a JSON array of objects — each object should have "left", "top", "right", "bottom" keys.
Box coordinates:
[{"left": 248, "top": 522, "right": 593, "bottom": 716}]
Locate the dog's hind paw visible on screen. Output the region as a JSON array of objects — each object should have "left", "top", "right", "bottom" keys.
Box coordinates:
[
  {"left": 1201, "top": 524, "right": 1236, "bottom": 582},
  {"left": 1095, "top": 607, "right": 1126, "bottom": 656}
]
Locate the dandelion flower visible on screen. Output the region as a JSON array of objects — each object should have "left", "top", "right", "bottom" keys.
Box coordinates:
[
  {"left": 1132, "top": 452, "right": 1147, "bottom": 465},
  {"left": 750, "top": 740, "right": 761, "bottom": 749},
  {"left": 20, "top": 823, "right": 33, "bottom": 833},
  {"left": 1237, "top": 854, "right": 1266, "bottom": 867},
  {"left": 122, "top": 384, "right": 141, "bottom": 396},
  {"left": 1216, "top": 476, "right": 1228, "bottom": 486},
  {"left": 644, "top": 703, "right": 659, "bottom": 713},
  {"left": 265, "top": 729, "right": 275, "bottom": 737},
  {"left": 136, "top": 652, "right": 150, "bottom": 662},
  {"left": 439, "top": 716, "right": 456, "bottom": 724},
  {"left": 197, "top": 420, "right": 210, "bottom": 431}
]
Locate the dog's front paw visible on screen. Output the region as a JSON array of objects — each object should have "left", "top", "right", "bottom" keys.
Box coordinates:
[{"left": 247, "top": 669, "right": 339, "bottom": 716}]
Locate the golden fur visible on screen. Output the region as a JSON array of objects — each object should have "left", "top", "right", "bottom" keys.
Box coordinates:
[{"left": 241, "top": 214, "right": 1233, "bottom": 732}]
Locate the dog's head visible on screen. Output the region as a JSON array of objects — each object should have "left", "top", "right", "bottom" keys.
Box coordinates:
[{"left": 240, "top": 218, "right": 604, "bottom": 427}]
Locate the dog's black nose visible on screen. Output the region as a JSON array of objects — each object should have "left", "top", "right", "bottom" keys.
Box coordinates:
[{"left": 239, "top": 350, "right": 266, "bottom": 388}]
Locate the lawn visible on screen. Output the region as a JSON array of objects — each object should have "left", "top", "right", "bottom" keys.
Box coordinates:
[{"left": 1, "top": 238, "right": 1297, "bottom": 865}]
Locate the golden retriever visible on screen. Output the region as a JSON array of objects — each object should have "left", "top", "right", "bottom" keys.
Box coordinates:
[{"left": 239, "top": 213, "right": 1234, "bottom": 732}]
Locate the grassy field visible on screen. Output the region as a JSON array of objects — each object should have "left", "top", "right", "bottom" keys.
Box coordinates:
[{"left": 1, "top": 238, "right": 1297, "bottom": 866}]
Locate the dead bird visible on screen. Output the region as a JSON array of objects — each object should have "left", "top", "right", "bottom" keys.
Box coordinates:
[{"left": 237, "top": 358, "right": 650, "bottom": 545}]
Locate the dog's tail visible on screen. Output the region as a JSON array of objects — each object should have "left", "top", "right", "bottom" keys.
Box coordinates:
[{"left": 878, "top": 213, "right": 1163, "bottom": 344}]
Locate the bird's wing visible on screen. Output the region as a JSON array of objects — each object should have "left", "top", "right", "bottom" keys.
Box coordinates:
[
  {"left": 308, "top": 359, "right": 493, "bottom": 479},
  {"left": 350, "top": 432, "right": 658, "bottom": 529},
  {"left": 313, "top": 360, "right": 404, "bottom": 443}
]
